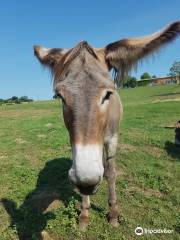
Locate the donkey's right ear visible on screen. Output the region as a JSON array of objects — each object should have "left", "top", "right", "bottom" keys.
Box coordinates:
[{"left": 33, "top": 45, "right": 69, "bottom": 68}]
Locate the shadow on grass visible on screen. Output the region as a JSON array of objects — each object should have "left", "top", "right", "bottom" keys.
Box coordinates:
[
  {"left": 1, "top": 157, "right": 81, "bottom": 239},
  {"left": 164, "top": 141, "right": 180, "bottom": 160}
]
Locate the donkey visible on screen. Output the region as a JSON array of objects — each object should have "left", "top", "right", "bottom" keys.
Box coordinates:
[{"left": 34, "top": 21, "right": 180, "bottom": 230}]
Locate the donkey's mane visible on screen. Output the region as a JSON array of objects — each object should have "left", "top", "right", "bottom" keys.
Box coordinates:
[{"left": 54, "top": 41, "right": 98, "bottom": 83}]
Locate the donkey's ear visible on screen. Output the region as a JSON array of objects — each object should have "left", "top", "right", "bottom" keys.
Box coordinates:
[
  {"left": 34, "top": 45, "right": 69, "bottom": 68},
  {"left": 104, "top": 21, "right": 180, "bottom": 85}
]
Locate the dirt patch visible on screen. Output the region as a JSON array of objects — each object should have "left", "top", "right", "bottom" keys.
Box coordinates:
[
  {"left": 0, "top": 109, "right": 55, "bottom": 118},
  {"left": 44, "top": 199, "right": 62, "bottom": 213},
  {"left": 152, "top": 97, "right": 180, "bottom": 103},
  {"left": 127, "top": 186, "right": 162, "bottom": 198},
  {"left": 45, "top": 123, "right": 53, "bottom": 128},
  {"left": 41, "top": 231, "right": 64, "bottom": 240},
  {"left": 118, "top": 143, "right": 163, "bottom": 158},
  {"left": 116, "top": 166, "right": 125, "bottom": 176},
  {"left": 143, "top": 188, "right": 162, "bottom": 198},
  {"left": 118, "top": 144, "right": 137, "bottom": 153},
  {"left": 142, "top": 146, "right": 163, "bottom": 158},
  {"left": 37, "top": 134, "right": 47, "bottom": 139},
  {"left": 30, "top": 191, "right": 62, "bottom": 213},
  {"left": 164, "top": 125, "right": 176, "bottom": 129},
  {"left": 24, "top": 151, "right": 41, "bottom": 166},
  {"left": 15, "top": 138, "right": 28, "bottom": 144}
]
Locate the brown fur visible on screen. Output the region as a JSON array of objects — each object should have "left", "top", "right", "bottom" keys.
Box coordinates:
[
  {"left": 34, "top": 46, "right": 68, "bottom": 68},
  {"left": 54, "top": 41, "right": 98, "bottom": 83}
]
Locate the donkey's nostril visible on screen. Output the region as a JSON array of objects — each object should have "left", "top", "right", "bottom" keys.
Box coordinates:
[{"left": 77, "top": 184, "right": 99, "bottom": 195}]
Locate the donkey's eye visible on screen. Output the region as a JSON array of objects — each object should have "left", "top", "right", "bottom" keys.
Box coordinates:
[
  {"left": 55, "top": 93, "right": 62, "bottom": 99},
  {"left": 56, "top": 93, "right": 66, "bottom": 104},
  {"left": 101, "top": 91, "right": 112, "bottom": 104}
]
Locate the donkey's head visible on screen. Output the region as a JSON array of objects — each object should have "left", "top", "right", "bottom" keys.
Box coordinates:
[{"left": 34, "top": 22, "right": 180, "bottom": 194}]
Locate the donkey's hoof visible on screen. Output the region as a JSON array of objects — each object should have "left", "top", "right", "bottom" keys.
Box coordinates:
[
  {"left": 41, "top": 230, "right": 52, "bottom": 239},
  {"left": 107, "top": 210, "right": 120, "bottom": 227},
  {"left": 79, "top": 216, "right": 89, "bottom": 231},
  {"left": 109, "top": 218, "right": 119, "bottom": 227},
  {"left": 79, "top": 221, "right": 88, "bottom": 231}
]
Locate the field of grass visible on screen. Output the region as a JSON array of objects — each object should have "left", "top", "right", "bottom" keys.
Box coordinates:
[{"left": 0, "top": 84, "right": 180, "bottom": 240}]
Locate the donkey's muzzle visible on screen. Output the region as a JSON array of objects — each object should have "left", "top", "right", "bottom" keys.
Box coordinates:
[
  {"left": 68, "top": 167, "right": 102, "bottom": 195},
  {"left": 76, "top": 183, "right": 100, "bottom": 195}
]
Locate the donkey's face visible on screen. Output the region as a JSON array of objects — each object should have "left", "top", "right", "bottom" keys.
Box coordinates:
[
  {"left": 53, "top": 42, "right": 114, "bottom": 194},
  {"left": 34, "top": 21, "right": 180, "bottom": 195},
  {"left": 35, "top": 41, "right": 114, "bottom": 194}
]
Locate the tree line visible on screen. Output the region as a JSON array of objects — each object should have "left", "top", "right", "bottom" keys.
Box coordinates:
[
  {"left": 0, "top": 96, "right": 33, "bottom": 105},
  {"left": 123, "top": 72, "right": 155, "bottom": 88}
]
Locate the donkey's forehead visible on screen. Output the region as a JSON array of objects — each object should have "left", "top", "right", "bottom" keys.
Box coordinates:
[
  {"left": 55, "top": 75, "right": 114, "bottom": 93},
  {"left": 54, "top": 41, "right": 114, "bottom": 90},
  {"left": 54, "top": 62, "right": 114, "bottom": 91}
]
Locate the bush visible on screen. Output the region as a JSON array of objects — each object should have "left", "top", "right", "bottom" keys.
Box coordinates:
[
  {"left": 137, "top": 79, "right": 153, "bottom": 87},
  {"left": 123, "top": 76, "right": 137, "bottom": 88}
]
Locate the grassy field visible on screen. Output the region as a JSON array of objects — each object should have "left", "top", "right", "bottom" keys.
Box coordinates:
[{"left": 0, "top": 85, "right": 180, "bottom": 240}]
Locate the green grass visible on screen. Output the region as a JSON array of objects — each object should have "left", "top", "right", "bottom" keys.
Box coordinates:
[{"left": 0, "top": 84, "right": 180, "bottom": 240}]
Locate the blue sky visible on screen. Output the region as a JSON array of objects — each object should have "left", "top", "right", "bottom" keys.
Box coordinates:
[{"left": 0, "top": 0, "right": 179, "bottom": 100}]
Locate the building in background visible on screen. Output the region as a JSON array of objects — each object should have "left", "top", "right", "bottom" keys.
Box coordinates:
[{"left": 137, "top": 76, "right": 180, "bottom": 87}]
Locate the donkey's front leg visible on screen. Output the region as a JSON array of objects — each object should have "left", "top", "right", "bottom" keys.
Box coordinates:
[
  {"left": 79, "top": 195, "right": 90, "bottom": 231},
  {"left": 105, "top": 134, "right": 119, "bottom": 227}
]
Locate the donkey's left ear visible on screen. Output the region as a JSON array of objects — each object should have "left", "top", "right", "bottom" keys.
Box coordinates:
[
  {"left": 103, "top": 21, "right": 180, "bottom": 84},
  {"left": 34, "top": 45, "right": 69, "bottom": 68}
]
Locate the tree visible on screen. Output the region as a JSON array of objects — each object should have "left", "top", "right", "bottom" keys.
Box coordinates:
[
  {"left": 0, "top": 98, "right": 4, "bottom": 105},
  {"left": 124, "top": 76, "right": 137, "bottom": 88},
  {"left": 11, "top": 96, "right": 18, "bottom": 101},
  {"left": 152, "top": 75, "right": 157, "bottom": 78},
  {"left": 123, "top": 75, "right": 132, "bottom": 85},
  {"left": 19, "top": 96, "right": 33, "bottom": 102},
  {"left": 140, "top": 72, "right": 151, "bottom": 79},
  {"left": 19, "top": 96, "right": 28, "bottom": 102},
  {"left": 169, "top": 61, "right": 180, "bottom": 82}
]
